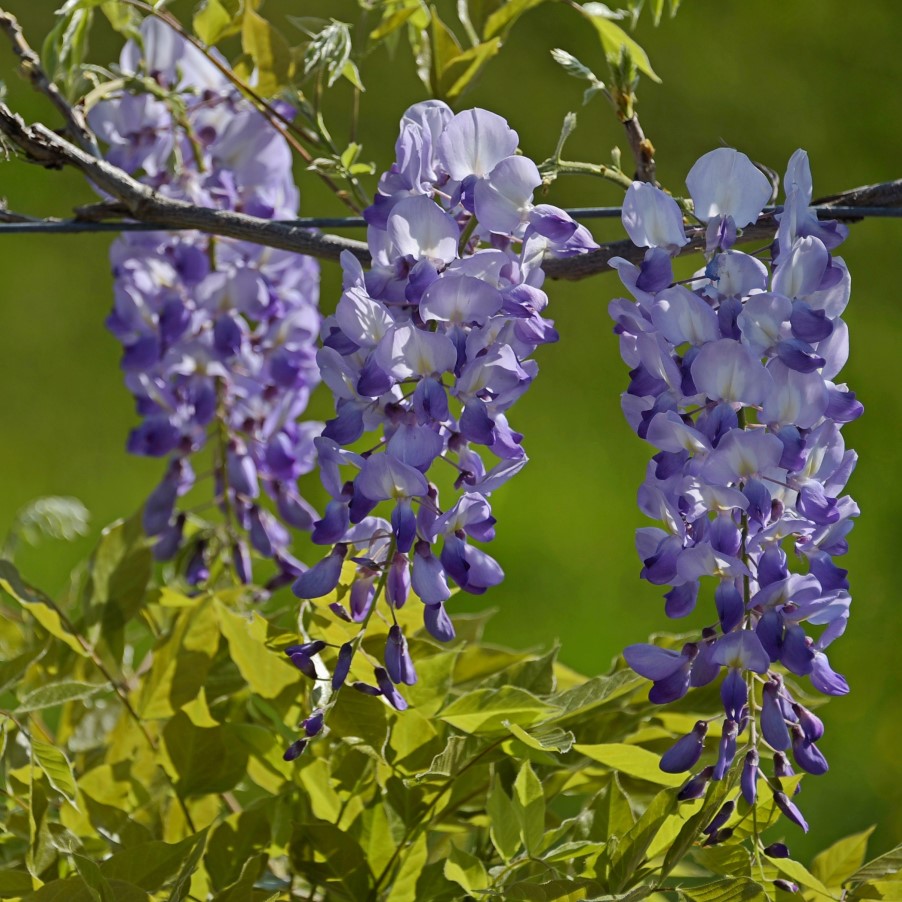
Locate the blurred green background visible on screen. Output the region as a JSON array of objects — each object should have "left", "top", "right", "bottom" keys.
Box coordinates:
[{"left": 2, "top": 0, "right": 900, "bottom": 861}]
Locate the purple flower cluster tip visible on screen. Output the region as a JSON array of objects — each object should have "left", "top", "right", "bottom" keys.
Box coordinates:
[
  {"left": 95, "top": 19, "right": 321, "bottom": 583},
  {"left": 613, "top": 148, "right": 859, "bottom": 833}
]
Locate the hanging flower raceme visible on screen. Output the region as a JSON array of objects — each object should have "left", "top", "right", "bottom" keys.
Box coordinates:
[
  {"left": 94, "top": 18, "right": 321, "bottom": 585},
  {"left": 287, "top": 103, "right": 597, "bottom": 737},
  {"left": 612, "top": 148, "right": 859, "bottom": 833}
]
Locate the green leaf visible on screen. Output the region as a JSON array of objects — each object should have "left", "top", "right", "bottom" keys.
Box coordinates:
[
  {"left": 194, "top": 0, "right": 242, "bottom": 44},
  {"left": 100, "top": 834, "right": 207, "bottom": 893},
  {"left": 0, "top": 560, "right": 88, "bottom": 656},
  {"left": 439, "top": 685, "right": 560, "bottom": 734},
  {"left": 680, "top": 878, "right": 768, "bottom": 901},
  {"left": 513, "top": 761, "right": 545, "bottom": 855},
  {"left": 662, "top": 776, "right": 733, "bottom": 880},
  {"left": 208, "top": 854, "right": 266, "bottom": 902},
  {"left": 580, "top": 4, "right": 661, "bottom": 82},
  {"left": 385, "top": 832, "right": 428, "bottom": 902},
  {"left": 15, "top": 681, "right": 105, "bottom": 713},
  {"left": 72, "top": 854, "right": 115, "bottom": 902},
  {"left": 206, "top": 809, "right": 271, "bottom": 892},
  {"left": 606, "top": 787, "right": 677, "bottom": 892},
  {"left": 487, "top": 778, "right": 520, "bottom": 862},
  {"left": 162, "top": 712, "right": 249, "bottom": 798},
  {"left": 444, "top": 844, "right": 489, "bottom": 894},
  {"left": 772, "top": 858, "right": 833, "bottom": 897},
  {"left": 849, "top": 843, "right": 902, "bottom": 884},
  {"left": 289, "top": 823, "right": 373, "bottom": 901},
  {"left": 483, "top": 0, "right": 547, "bottom": 39},
  {"left": 812, "top": 826, "right": 876, "bottom": 888},
  {"left": 100, "top": 1, "right": 140, "bottom": 36},
  {"left": 428, "top": 6, "right": 462, "bottom": 99},
  {"left": 242, "top": 6, "right": 293, "bottom": 96},
  {"left": 32, "top": 739, "right": 78, "bottom": 808},
  {"left": 439, "top": 37, "right": 501, "bottom": 101},
  {"left": 594, "top": 774, "right": 635, "bottom": 841},
  {"left": 505, "top": 721, "right": 574, "bottom": 753},
  {"left": 215, "top": 601, "right": 298, "bottom": 698},
  {"left": 0, "top": 870, "right": 35, "bottom": 896},
  {"left": 370, "top": 6, "right": 420, "bottom": 41},
  {"left": 503, "top": 878, "right": 616, "bottom": 901},
  {"left": 26, "top": 878, "right": 149, "bottom": 902},
  {"left": 414, "top": 734, "right": 492, "bottom": 781},
  {"left": 166, "top": 827, "right": 209, "bottom": 902},
  {"left": 548, "top": 670, "right": 642, "bottom": 723},
  {"left": 574, "top": 742, "right": 684, "bottom": 787}
]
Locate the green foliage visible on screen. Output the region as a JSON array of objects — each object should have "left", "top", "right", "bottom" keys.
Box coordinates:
[{"left": 2, "top": 518, "right": 900, "bottom": 900}]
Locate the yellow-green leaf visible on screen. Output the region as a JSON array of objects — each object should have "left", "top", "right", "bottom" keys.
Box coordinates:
[
  {"left": 487, "top": 778, "right": 520, "bottom": 862},
  {"left": 581, "top": 8, "right": 661, "bottom": 83},
  {"left": 439, "top": 685, "right": 560, "bottom": 734},
  {"left": 575, "top": 742, "right": 683, "bottom": 786},
  {"left": 215, "top": 601, "right": 298, "bottom": 698},
  {"left": 241, "top": 7, "right": 293, "bottom": 96},
  {"left": 194, "top": 0, "right": 242, "bottom": 45},
  {"left": 32, "top": 739, "right": 79, "bottom": 808},
  {"left": 812, "top": 826, "right": 876, "bottom": 888},
  {"left": 444, "top": 844, "right": 488, "bottom": 894},
  {"left": 483, "top": 0, "right": 547, "bottom": 39},
  {"left": 513, "top": 761, "right": 545, "bottom": 855}
]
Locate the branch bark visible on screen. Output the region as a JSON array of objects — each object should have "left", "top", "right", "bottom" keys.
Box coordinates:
[{"left": 1, "top": 100, "right": 901, "bottom": 279}]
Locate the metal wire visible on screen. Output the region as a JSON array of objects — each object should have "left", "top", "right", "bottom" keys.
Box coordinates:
[{"left": 0, "top": 205, "right": 899, "bottom": 235}]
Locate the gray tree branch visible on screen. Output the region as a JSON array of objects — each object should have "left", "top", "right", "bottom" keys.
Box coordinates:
[{"left": 1, "top": 101, "right": 901, "bottom": 280}]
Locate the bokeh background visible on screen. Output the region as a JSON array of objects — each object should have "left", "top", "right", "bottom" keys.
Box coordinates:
[{"left": 2, "top": 0, "right": 900, "bottom": 862}]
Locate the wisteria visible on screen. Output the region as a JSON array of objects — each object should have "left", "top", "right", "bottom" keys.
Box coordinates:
[
  {"left": 613, "top": 148, "right": 860, "bottom": 833},
  {"left": 287, "top": 103, "right": 597, "bottom": 736},
  {"left": 95, "top": 19, "right": 321, "bottom": 583}
]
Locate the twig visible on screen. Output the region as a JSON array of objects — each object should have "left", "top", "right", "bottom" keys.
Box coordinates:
[
  {"left": 0, "top": 10, "right": 99, "bottom": 156},
  {"left": 0, "top": 101, "right": 369, "bottom": 263},
  {"left": 622, "top": 114, "right": 655, "bottom": 183}
]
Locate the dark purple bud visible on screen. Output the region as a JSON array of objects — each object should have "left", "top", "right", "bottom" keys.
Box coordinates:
[
  {"left": 774, "top": 792, "right": 808, "bottom": 831},
  {"left": 792, "top": 704, "right": 824, "bottom": 742},
  {"left": 773, "top": 879, "right": 799, "bottom": 893},
  {"left": 757, "top": 609, "right": 784, "bottom": 662},
  {"left": 232, "top": 541, "right": 252, "bottom": 584},
  {"left": 758, "top": 545, "right": 789, "bottom": 586},
  {"left": 356, "top": 355, "right": 394, "bottom": 397},
  {"left": 227, "top": 450, "right": 259, "bottom": 499},
  {"left": 391, "top": 500, "right": 417, "bottom": 553},
  {"left": 412, "top": 542, "right": 451, "bottom": 604},
  {"left": 423, "top": 602, "right": 456, "bottom": 642},
  {"left": 385, "top": 625, "right": 418, "bottom": 685},
  {"left": 743, "top": 478, "right": 771, "bottom": 526},
  {"left": 293, "top": 545, "right": 348, "bottom": 598},
  {"left": 649, "top": 664, "right": 691, "bottom": 704},
  {"left": 764, "top": 842, "right": 790, "bottom": 859},
  {"left": 774, "top": 751, "right": 800, "bottom": 795},
  {"left": 276, "top": 488, "right": 317, "bottom": 531},
  {"left": 332, "top": 642, "right": 353, "bottom": 690},
  {"left": 289, "top": 652, "right": 318, "bottom": 679},
  {"left": 186, "top": 542, "right": 209, "bottom": 586},
  {"left": 386, "top": 552, "right": 411, "bottom": 608},
  {"left": 302, "top": 710, "right": 324, "bottom": 737},
  {"left": 349, "top": 573, "right": 376, "bottom": 621},
  {"left": 741, "top": 749, "right": 759, "bottom": 805},
  {"left": 153, "top": 513, "right": 185, "bottom": 561},
  {"left": 329, "top": 602, "right": 353, "bottom": 622},
  {"left": 761, "top": 682, "right": 792, "bottom": 751},
  {"left": 703, "top": 827, "right": 734, "bottom": 847},
  {"left": 660, "top": 721, "right": 708, "bottom": 774},
  {"left": 323, "top": 403, "right": 365, "bottom": 445},
  {"left": 780, "top": 626, "right": 815, "bottom": 676},
  {"left": 720, "top": 668, "right": 748, "bottom": 722},
  {"left": 664, "top": 582, "right": 698, "bottom": 618},
  {"left": 412, "top": 376, "right": 450, "bottom": 423},
  {"left": 703, "top": 800, "right": 735, "bottom": 836},
  {"left": 312, "top": 500, "right": 350, "bottom": 545},
  {"left": 143, "top": 469, "right": 179, "bottom": 536},
  {"left": 284, "top": 641, "right": 327, "bottom": 658},
  {"left": 678, "top": 765, "right": 714, "bottom": 801},
  {"left": 713, "top": 719, "right": 739, "bottom": 781},
  {"left": 352, "top": 681, "right": 382, "bottom": 696},
  {"left": 715, "top": 582, "right": 744, "bottom": 633},
  {"left": 374, "top": 666, "right": 408, "bottom": 711},
  {"left": 283, "top": 739, "right": 308, "bottom": 761},
  {"left": 791, "top": 726, "right": 829, "bottom": 775}
]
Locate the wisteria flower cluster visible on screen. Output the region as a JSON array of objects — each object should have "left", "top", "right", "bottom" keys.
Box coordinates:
[
  {"left": 286, "top": 103, "right": 596, "bottom": 738},
  {"left": 612, "top": 148, "right": 860, "bottom": 834},
  {"left": 94, "top": 19, "right": 321, "bottom": 583}
]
